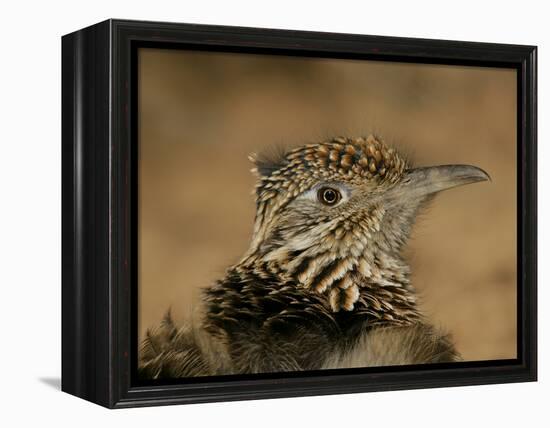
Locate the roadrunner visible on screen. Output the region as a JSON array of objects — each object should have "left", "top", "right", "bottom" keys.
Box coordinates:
[{"left": 139, "top": 135, "right": 489, "bottom": 379}]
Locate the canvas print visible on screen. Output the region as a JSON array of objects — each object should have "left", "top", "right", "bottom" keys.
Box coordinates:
[{"left": 137, "top": 48, "right": 517, "bottom": 380}]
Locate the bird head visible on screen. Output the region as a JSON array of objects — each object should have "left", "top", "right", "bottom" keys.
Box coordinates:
[{"left": 242, "top": 135, "right": 489, "bottom": 312}]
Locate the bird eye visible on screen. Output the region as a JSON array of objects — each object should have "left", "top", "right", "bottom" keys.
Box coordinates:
[{"left": 318, "top": 187, "right": 341, "bottom": 206}]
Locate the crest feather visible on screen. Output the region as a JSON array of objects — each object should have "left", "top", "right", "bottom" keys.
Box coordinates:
[{"left": 249, "top": 145, "right": 289, "bottom": 177}]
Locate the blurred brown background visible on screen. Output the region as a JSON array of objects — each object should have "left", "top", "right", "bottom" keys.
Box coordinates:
[{"left": 138, "top": 48, "right": 517, "bottom": 362}]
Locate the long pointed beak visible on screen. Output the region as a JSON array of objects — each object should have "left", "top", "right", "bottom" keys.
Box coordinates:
[{"left": 399, "top": 164, "right": 490, "bottom": 199}]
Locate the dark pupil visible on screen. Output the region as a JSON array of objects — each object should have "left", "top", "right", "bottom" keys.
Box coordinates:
[{"left": 322, "top": 188, "right": 338, "bottom": 204}]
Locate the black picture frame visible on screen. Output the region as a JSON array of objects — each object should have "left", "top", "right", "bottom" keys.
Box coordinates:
[{"left": 61, "top": 19, "right": 537, "bottom": 408}]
